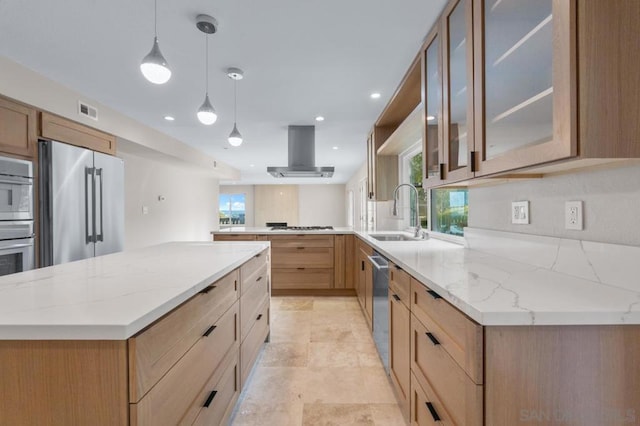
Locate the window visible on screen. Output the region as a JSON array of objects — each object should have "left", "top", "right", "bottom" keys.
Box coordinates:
[
  {"left": 430, "top": 188, "right": 468, "bottom": 236},
  {"left": 219, "top": 193, "right": 246, "bottom": 226},
  {"left": 400, "top": 145, "right": 428, "bottom": 228}
]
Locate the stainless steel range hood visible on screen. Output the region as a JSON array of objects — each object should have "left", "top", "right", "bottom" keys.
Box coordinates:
[{"left": 267, "top": 125, "right": 334, "bottom": 178}]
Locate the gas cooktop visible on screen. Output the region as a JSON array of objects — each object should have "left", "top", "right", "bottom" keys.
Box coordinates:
[{"left": 270, "top": 226, "right": 334, "bottom": 231}]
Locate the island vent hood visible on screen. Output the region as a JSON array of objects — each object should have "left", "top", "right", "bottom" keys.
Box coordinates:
[{"left": 267, "top": 125, "right": 334, "bottom": 178}]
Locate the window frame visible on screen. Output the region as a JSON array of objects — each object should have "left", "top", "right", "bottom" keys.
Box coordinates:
[
  {"left": 427, "top": 189, "right": 467, "bottom": 245},
  {"left": 219, "top": 193, "right": 247, "bottom": 227}
]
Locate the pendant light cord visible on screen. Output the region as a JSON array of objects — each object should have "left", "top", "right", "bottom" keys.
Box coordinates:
[
  {"left": 205, "top": 36, "right": 209, "bottom": 95},
  {"left": 233, "top": 79, "right": 237, "bottom": 124},
  {"left": 154, "top": 0, "right": 157, "bottom": 37}
]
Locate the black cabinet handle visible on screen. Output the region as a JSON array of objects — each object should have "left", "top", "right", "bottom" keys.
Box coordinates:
[
  {"left": 256, "top": 276, "right": 263, "bottom": 281},
  {"left": 297, "top": 246, "right": 305, "bottom": 250},
  {"left": 257, "top": 314, "right": 263, "bottom": 320},
  {"left": 470, "top": 151, "right": 477, "bottom": 172},
  {"left": 200, "top": 285, "right": 216, "bottom": 294},
  {"left": 203, "top": 390, "right": 218, "bottom": 408},
  {"left": 392, "top": 294, "right": 401, "bottom": 302},
  {"left": 394, "top": 264, "right": 402, "bottom": 270},
  {"left": 427, "top": 289, "right": 442, "bottom": 299},
  {"left": 203, "top": 325, "right": 217, "bottom": 337},
  {"left": 297, "top": 267, "right": 306, "bottom": 270},
  {"left": 426, "top": 332, "right": 440, "bottom": 346},
  {"left": 426, "top": 402, "right": 441, "bottom": 422},
  {"left": 255, "top": 253, "right": 261, "bottom": 258},
  {"left": 361, "top": 260, "right": 365, "bottom": 271}
]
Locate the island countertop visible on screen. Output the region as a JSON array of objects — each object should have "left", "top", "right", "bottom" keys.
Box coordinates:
[{"left": 0, "top": 242, "right": 269, "bottom": 340}]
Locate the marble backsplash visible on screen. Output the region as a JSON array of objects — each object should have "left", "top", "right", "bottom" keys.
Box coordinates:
[{"left": 464, "top": 228, "right": 640, "bottom": 294}]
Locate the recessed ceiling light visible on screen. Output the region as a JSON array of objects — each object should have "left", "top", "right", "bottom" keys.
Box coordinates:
[
  {"left": 164, "top": 115, "right": 175, "bottom": 121},
  {"left": 315, "top": 116, "right": 325, "bottom": 122},
  {"left": 427, "top": 115, "right": 435, "bottom": 121},
  {"left": 332, "top": 146, "right": 339, "bottom": 150},
  {"left": 370, "top": 92, "right": 381, "bottom": 99}
]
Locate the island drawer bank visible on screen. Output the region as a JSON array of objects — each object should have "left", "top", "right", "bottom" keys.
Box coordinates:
[{"left": 0, "top": 242, "right": 270, "bottom": 426}]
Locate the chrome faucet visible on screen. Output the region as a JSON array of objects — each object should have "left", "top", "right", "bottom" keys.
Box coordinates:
[{"left": 392, "top": 183, "right": 424, "bottom": 238}]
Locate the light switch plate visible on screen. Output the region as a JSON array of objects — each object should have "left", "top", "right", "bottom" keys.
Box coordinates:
[
  {"left": 142, "top": 206, "right": 149, "bottom": 215},
  {"left": 511, "top": 201, "right": 529, "bottom": 225},
  {"left": 565, "top": 200, "right": 583, "bottom": 230}
]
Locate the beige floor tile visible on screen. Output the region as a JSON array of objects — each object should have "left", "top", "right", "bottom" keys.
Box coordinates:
[
  {"left": 241, "top": 366, "right": 308, "bottom": 405},
  {"left": 231, "top": 401, "right": 304, "bottom": 426},
  {"left": 361, "top": 366, "right": 398, "bottom": 404},
  {"left": 270, "top": 311, "right": 312, "bottom": 343},
  {"left": 310, "top": 323, "right": 355, "bottom": 342},
  {"left": 302, "top": 403, "right": 374, "bottom": 426},
  {"left": 260, "top": 342, "right": 309, "bottom": 367},
  {"left": 277, "top": 297, "right": 315, "bottom": 311},
  {"left": 310, "top": 309, "right": 367, "bottom": 326},
  {"left": 303, "top": 367, "right": 368, "bottom": 404},
  {"left": 308, "top": 342, "right": 360, "bottom": 368},
  {"left": 369, "top": 403, "right": 408, "bottom": 426},
  {"left": 355, "top": 341, "right": 384, "bottom": 367}
]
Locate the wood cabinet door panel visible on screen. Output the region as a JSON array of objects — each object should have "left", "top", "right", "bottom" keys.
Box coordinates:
[
  {"left": 41, "top": 112, "right": 116, "bottom": 155},
  {"left": 272, "top": 268, "right": 333, "bottom": 290},
  {"left": 390, "top": 288, "right": 411, "bottom": 420},
  {"left": 0, "top": 97, "right": 36, "bottom": 157},
  {"left": 410, "top": 372, "right": 456, "bottom": 426},
  {"left": 240, "top": 298, "right": 270, "bottom": 386},
  {"left": 271, "top": 247, "right": 334, "bottom": 268}
]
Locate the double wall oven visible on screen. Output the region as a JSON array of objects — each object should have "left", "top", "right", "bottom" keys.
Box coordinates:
[{"left": 0, "top": 156, "right": 34, "bottom": 276}]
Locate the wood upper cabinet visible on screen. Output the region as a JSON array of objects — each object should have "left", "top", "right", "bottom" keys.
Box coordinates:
[
  {"left": 366, "top": 127, "right": 398, "bottom": 201},
  {"left": 472, "top": 0, "right": 576, "bottom": 176},
  {"left": 422, "top": 23, "right": 444, "bottom": 188},
  {"left": 41, "top": 112, "right": 116, "bottom": 155},
  {"left": 0, "top": 96, "right": 37, "bottom": 158}
]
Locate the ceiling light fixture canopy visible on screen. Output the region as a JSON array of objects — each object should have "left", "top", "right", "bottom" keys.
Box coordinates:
[
  {"left": 227, "top": 67, "right": 244, "bottom": 146},
  {"left": 196, "top": 14, "right": 218, "bottom": 125},
  {"left": 140, "top": 0, "right": 171, "bottom": 84}
]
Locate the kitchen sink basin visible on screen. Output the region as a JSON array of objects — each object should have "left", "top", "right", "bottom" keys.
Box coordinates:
[{"left": 369, "top": 234, "right": 421, "bottom": 241}]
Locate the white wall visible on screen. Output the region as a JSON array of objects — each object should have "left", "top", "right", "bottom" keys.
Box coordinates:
[
  {"left": 220, "top": 185, "right": 255, "bottom": 227},
  {"left": 121, "top": 152, "right": 218, "bottom": 250},
  {"left": 345, "top": 163, "right": 367, "bottom": 230},
  {"left": 468, "top": 163, "right": 640, "bottom": 246},
  {"left": 298, "top": 185, "right": 347, "bottom": 227}
]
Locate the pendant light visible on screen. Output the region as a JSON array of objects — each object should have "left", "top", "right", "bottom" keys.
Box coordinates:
[
  {"left": 227, "top": 68, "right": 244, "bottom": 147},
  {"left": 140, "top": 0, "right": 171, "bottom": 84},
  {"left": 196, "top": 15, "right": 218, "bottom": 125}
]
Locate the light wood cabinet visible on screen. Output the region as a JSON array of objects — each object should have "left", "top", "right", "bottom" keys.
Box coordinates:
[
  {"left": 214, "top": 234, "right": 257, "bottom": 241},
  {"left": 0, "top": 96, "right": 37, "bottom": 158},
  {"left": 366, "top": 127, "right": 398, "bottom": 201},
  {"left": 389, "top": 278, "right": 411, "bottom": 420},
  {"left": 355, "top": 239, "right": 374, "bottom": 330},
  {"left": 40, "top": 112, "right": 116, "bottom": 155},
  {"left": 271, "top": 234, "right": 335, "bottom": 292}
]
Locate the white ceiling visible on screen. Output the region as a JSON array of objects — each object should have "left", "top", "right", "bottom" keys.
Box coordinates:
[{"left": 0, "top": 0, "right": 446, "bottom": 184}]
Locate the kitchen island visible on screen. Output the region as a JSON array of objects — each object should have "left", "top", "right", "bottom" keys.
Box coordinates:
[{"left": 0, "top": 241, "right": 271, "bottom": 426}]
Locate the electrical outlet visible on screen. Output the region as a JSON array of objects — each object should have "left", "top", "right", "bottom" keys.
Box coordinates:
[
  {"left": 565, "top": 201, "right": 583, "bottom": 230},
  {"left": 511, "top": 201, "right": 530, "bottom": 225},
  {"left": 142, "top": 206, "right": 149, "bottom": 215}
]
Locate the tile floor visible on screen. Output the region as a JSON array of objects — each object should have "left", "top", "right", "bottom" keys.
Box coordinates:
[{"left": 230, "top": 296, "right": 407, "bottom": 426}]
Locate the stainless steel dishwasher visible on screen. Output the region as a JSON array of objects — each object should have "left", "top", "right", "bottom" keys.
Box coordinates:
[{"left": 368, "top": 251, "right": 389, "bottom": 373}]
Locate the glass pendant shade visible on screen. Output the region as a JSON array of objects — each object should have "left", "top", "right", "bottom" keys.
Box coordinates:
[
  {"left": 140, "top": 37, "right": 172, "bottom": 85},
  {"left": 228, "top": 123, "right": 243, "bottom": 146},
  {"left": 197, "top": 94, "right": 217, "bottom": 125}
]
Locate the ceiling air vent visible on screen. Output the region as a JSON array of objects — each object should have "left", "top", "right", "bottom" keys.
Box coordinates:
[{"left": 78, "top": 101, "right": 98, "bottom": 121}]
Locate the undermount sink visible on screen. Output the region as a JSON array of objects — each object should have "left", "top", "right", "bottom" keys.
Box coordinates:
[{"left": 369, "top": 233, "right": 420, "bottom": 242}]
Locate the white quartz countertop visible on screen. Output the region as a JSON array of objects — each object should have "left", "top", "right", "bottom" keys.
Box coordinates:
[
  {"left": 0, "top": 242, "right": 269, "bottom": 340},
  {"left": 213, "top": 226, "right": 353, "bottom": 235},
  {"left": 355, "top": 229, "right": 640, "bottom": 326}
]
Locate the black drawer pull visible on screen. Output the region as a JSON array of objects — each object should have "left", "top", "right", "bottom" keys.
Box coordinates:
[
  {"left": 200, "top": 285, "right": 216, "bottom": 294},
  {"left": 427, "top": 289, "right": 442, "bottom": 299},
  {"left": 392, "top": 294, "right": 401, "bottom": 302},
  {"left": 255, "top": 253, "right": 261, "bottom": 258},
  {"left": 257, "top": 314, "right": 263, "bottom": 320},
  {"left": 426, "top": 332, "right": 440, "bottom": 346},
  {"left": 203, "top": 390, "right": 218, "bottom": 408},
  {"left": 394, "top": 264, "right": 402, "bottom": 270},
  {"left": 297, "top": 267, "right": 305, "bottom": 270},
  {"left": 203, "top": 325, "right": 217, "bottom": 337},
  {"left": 361, "top": 260, "right": 365, "bottom": 271},
  {"left": 426, "top": 402, "right": 441, "bottom": 422},
  {"left": 256, "top": 276, "right": 263, "bottom": 281},
  {"left": 297, "top": 246, "right": 305, "bottom": 250}
]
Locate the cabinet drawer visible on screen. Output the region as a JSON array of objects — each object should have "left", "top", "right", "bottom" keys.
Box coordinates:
[
  {"left": 411, "top": 314, "right": 482, "bottom": 426},
  {"left": 131, "top": 301, "right": 239, "bottom": 426},
  {"left": 390, "top": 290, "right": 411, "bottom": 421},
  {"left": 411, "top": 278, "right": 483, "bottom": 383},
  {"left": 241, "top": 274, "right": 269, "bottom": 341},
  {"left": 240, "top": 249, "right": 268, "bottom": 288},
  {"left": 272, "top": 268, "right": 334, "bottom": 290},
  {"left": 214, "top": 234, "right": 257, "bottom": 241},
  {"left": 272, "top": 247, "right": 334, "bottom": 268},
  {"left": 240, "top": 298, "right": 270, "bottom": 387},
  {"left": 389, "top": 262, "right": 410, "bottom": 309},
  {"left": 242, "top": 263, "right": 269, "bottom": 296},
  {"left": 129, "top": 269, "right": 239, "bottom": 401},
  {"left": 270, "top": 234, "right": 334, "bottom": 248},
  {"left": 410, "top": 372, "right": 456, "bottom": 426},
  {"left": 188, "top": 347, "right": 240, "bottom": 426}
]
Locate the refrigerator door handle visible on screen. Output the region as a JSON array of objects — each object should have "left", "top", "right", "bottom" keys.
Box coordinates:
[
  {"left": 85, "top": 167, "right": 95, "bottom": 244},
  {"left": 95, "top": 168, "right": 104, "bottom": 242}
]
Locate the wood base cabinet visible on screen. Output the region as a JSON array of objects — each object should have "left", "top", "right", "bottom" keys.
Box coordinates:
[{"left": 389, "top": 276, "right": 411, "bottom": 420}]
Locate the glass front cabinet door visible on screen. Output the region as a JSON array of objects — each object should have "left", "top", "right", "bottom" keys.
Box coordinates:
[
  {"left": 421, "top": 25, "right": 443, "bottom": 188},
  {"left": 473, "top": 0, "right": 577, "bottom": 176}
]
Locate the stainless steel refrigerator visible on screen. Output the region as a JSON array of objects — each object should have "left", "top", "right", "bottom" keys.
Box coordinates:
[{"left": 39, "top": 140, "right": 124, "bottom": 266}]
